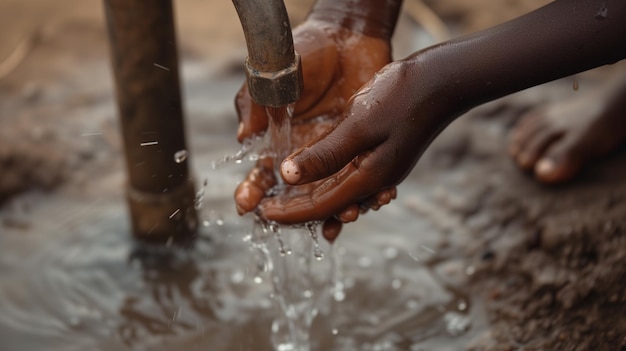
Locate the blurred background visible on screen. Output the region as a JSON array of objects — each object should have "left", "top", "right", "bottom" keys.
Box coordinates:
[{"left": 2, "top": 1, "right": 625, "bottom": 351}]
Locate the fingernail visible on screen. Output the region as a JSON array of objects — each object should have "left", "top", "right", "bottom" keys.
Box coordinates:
[
  {"left": 536, "top": 158, "right": 555, "bottom": 176},
  {"left": 281, "top": 159, "right": 301, "bottom": 184}
]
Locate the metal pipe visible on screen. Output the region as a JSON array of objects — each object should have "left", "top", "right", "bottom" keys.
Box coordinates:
[
  {"left": 232, "top": 0, "right": 303, "bottom": 107},
  {"left": 103, "top": 0, "right": 197, "bottom": 243}
]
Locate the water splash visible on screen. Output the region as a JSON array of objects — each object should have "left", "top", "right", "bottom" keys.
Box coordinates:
[
  {"left": 306, "top": 222, "right": 324, "bottom": 261},
  {"left": 173, "top": 149, "right": 188, "bottom": 163},
  {"left": 248, "top": 217, "right": 325, "bottom": 351},
  {"left": 210, "top": 136, "right": 269, "bottom": 170}
]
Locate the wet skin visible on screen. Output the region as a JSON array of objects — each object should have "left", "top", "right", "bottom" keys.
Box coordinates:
[
  {"left": 233, "top": 13, "right": 396, "bottom": 241},
  {"left": 237, "top": 0, "right": 626, "bottom": 240},
  {"left": 509, "top": 73, "right": 626, "bottom": 183}
]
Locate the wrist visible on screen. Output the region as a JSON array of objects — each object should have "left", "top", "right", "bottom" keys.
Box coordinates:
[{"left": 308, "top": 0, "right": 402, "bottom": 40}]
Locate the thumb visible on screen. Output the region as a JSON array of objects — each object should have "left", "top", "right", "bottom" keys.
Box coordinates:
[
  {"left": 280, "top": 109, "right": 385, "bottom": 185},
  {"left": 235, "top": 84, "right": 268, "bottom": 143}
]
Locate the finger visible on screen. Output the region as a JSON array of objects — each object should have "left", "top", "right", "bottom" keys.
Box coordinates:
[
  {"left": 234, "top": 158, "right": 276, "bottom": 215},
  {"left": 338, "top": 204, "right": 360, "bottom": 223},
  {"left": 261, "top": 154, "right": 383, "bottom": 224},
  {"left": 235, "top": 84, "right": 268, "bottom": 142},
  {"left": 322, "top": 218, "right": 342, "bottom": 243},
  {"left": 361, "top": 186, "right": 397, "bottom": 212},
  {"left": 280, "top": 107, "right": 385, "bottom": 185}
]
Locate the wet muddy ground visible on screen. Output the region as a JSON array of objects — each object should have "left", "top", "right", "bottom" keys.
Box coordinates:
[{"left": 1, "top": 0, "right": 626, "bottom": 350}]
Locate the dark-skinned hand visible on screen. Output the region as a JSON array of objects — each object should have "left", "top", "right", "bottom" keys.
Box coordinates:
[
  {"left": 257, "top": 56, "right": 454, "bottom": 234},
  {"left": 234, "top": 18, "right": 395, "bottom": 242}
]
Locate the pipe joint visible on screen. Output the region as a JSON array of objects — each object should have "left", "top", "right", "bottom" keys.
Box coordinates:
[{"left": 245, "top": 53, "right": 302, "bottom": 107}]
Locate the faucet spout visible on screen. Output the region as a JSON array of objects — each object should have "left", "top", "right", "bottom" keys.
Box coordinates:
[{"left": 232, "top": 0, "right": 302, "bottom": 107}]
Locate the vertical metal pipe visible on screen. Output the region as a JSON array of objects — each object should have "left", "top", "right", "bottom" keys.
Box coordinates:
[{"left": 103, "top": 0, "right": 197, "bottom": 243}]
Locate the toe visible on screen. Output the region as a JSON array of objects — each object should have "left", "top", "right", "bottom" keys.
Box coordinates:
[
  {"left": 509, "top": 111, "right": 544, "bottom": 156},
  {"left": 514, "top": 128, "right": 563, "bottom": 171},
  {"left": 534, "top": 136, "right": 584, "bottom": 184}
]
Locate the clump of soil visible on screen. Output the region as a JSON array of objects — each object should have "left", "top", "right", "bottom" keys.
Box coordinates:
[{"left": 0, "top": 123, "right": 67, "bottom": 203}]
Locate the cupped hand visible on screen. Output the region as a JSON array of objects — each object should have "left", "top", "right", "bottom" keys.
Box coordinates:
[
  {"left": 257, "top": 59, "right": 454, "bottom": 229},
  {"left": 234, "top": 19, "right": 393, "bottom": 241}
]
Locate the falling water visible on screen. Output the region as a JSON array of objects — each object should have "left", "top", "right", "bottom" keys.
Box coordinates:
[
  {"left": 244, "top": 104, "right": 333, "bottom": 351},
  {"left": 266, "top": 105, "right": 293, "bottom": 181}
]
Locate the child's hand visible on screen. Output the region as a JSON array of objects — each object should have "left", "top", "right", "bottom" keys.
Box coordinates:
[
  {"left": 256, "top": 59, "right": 452, "bottom": 229},
  {"left": 234, "top": 19, "right": 393, "bottom": 241}
]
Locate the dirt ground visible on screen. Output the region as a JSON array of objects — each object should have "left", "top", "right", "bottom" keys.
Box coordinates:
[{"left": 1, "top": 0, "right": 626, "bottom": 350}]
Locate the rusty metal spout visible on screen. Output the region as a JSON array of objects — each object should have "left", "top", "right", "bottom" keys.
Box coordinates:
[{"left": 232, "top": 0, "right": 303, "bottom": 107}]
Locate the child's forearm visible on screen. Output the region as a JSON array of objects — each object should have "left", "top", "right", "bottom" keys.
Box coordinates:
[
  {"left": 408, "top": 0, "right": 626, "bottom": 119},
  {"left": 308, "top": 0, "right": 404, "bottom": 40}
]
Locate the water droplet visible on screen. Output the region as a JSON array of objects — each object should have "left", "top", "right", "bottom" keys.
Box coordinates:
[
  {"left": 306, "top": 222, "right": 325, "bottom": 260},
  {"left": 169, "top": 208, "right": 181, "bottom": 219},
  {"left": 202, "top": 220, "right": 210, "bottom": 227},
  {"left": 272, "top": 225, "right": 292, "bottom": 256},
  {"left": 420, "top": 244, "right": 436, "bottom": 255},
  {"left": 269, "top": 222, "right": 280, "bottom": 233},
  {"left": 153, "top": 62, "right": 170, "bottom": 71},
  {"left": 358, "top": 256, "right": 373, "bottom": 267},
  {"left": 68, "top": 316, "right": 81, "bottom": 327},
  {"left": 408, "top": 251, "right": 420, "bottom": 262},
  {"left": 383, "top": 246, "right": 399, "bottom": 260},
  {"left": 332, "top": 328, "right": 339, "bottom": 335},
  {"left": 391, "top": 278, "right": 402, "bottom": 290},
  {"left": 458, "top": 300, "right": 468, "bottom": 311},
  {"left": 174, "top": 149, "right": 188, "bottom": 163},
  {"left": 231, "top": 270, "right": 245, "bottom": 284},
  {"left": 366, "top": 314, "right": 380, "bottom": 326},
  {"left": 406, "top": 299, "right": 419, "bottom": 309},
  {"left": 194, "top": 188, "right": 205, "bottom": 209},
  {"left": 333, "top": 290, "right": 346, "bottom": 302},
  {"left": 272, "top": 320, "right": 280, "bottom": 333},
  {"left": 443, "top": 312, "right": 471, "bottom": 336},
  {"left": 313, "top": 247, "right": 324, "bottom": 261},
  {"left": 465, "top": 265, "right": 476, "bottom": 276},
  {"left": 303, "top": 290, "right": 313, "bottom": 299},
  {"left": 595, "top": 4, "right": 608, "bottom": 20},
  {"left": 254, "top": 276, "right": 263, "bottom": 284}
]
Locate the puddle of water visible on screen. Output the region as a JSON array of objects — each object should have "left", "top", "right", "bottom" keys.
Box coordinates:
[{"left": 0, "top": 175, "right": 482, "bottom": 351}]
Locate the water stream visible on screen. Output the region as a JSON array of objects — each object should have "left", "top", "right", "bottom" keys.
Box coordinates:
[{"left": 253, "top": 104, "right": 328, "bottom": 351}]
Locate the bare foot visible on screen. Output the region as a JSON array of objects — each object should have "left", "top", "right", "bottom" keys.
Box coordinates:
[{"left": 509, "top": 75, "right": 626, "bottom": 184}]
